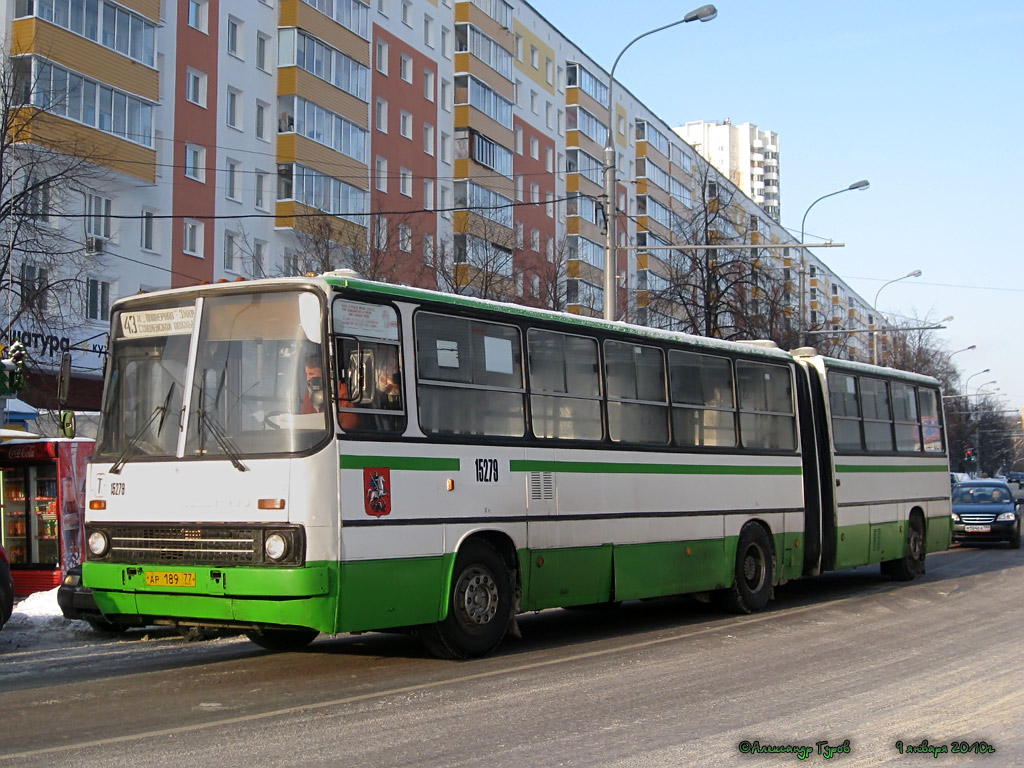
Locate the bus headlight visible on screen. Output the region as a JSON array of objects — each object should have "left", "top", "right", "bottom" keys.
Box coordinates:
[
  {"left": 88, "top": 531, "right": 110, "bottom": 557},
  {"left": 265, "top": 533, "right": 288, "bottom": 562}
]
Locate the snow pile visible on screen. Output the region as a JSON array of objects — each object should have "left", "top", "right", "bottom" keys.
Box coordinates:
[{"left": 1, "top": 587, "right": 94, "bottom": 649}]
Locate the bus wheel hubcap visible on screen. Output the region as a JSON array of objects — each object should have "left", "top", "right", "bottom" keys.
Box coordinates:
[
  {"left": 457, "top": 567, "right": 498, "bottom": 626},
  {"left": 742, "top": 545, "right": 766, "bottom": 591}
]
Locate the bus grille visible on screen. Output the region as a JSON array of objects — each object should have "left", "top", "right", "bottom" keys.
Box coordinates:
[{"left": 109, "top": 526, "right": 258, "bottom": 565}]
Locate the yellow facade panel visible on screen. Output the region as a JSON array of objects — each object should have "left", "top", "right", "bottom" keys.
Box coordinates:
[
  {"left": 512, "top": 20, "right": 555, "bottom": 95},
  {"left": 18, "top": 108, "right": 154, "bottom": 182},
  {"left": 119, "top": 0, "right": 160, "bottom": 20},
  {"left": 568, "top": 260, "right": 580, "bottom": 279},
  {"left": 465, "top": 106, "right": 514, "bottom": 147},
  {"left": 637, "top": 253, "right": 648, "bottom": 270},
  {"left": 566, "top": 174, "right": 579, "bottom": 194},
  {"left": 464, "top": 6, "right": 515, "bottom": 51},
  {"left": 566, "top": 217, "right": 579, "bottom": 235},
  {"left": 286, "top": 0, "right": 371, "bottom": 66},
  {"left": 280, "top": 68, "right": 370, "bottom": 128},
  {"left": 278, "top": 134, "right": 369, "bottom": 190},
  {"left": 12, "top": 19, "right": 158, "bottom": 100}
]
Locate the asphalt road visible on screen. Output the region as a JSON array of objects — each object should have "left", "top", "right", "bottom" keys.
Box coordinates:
[{"left": 2, "top": 544, "right": 1022, "bottom": 767}]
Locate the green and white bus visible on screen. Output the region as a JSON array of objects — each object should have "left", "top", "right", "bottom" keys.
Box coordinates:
[{"left": 82, "top": 274, "right": 951, "bottom": 658}]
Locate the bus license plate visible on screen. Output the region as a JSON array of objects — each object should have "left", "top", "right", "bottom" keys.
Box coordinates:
[
  {"left": 964, "top": 525, "right": 991, "bottom": 533},
  {"left": 145, "top": 571, "right": 197, "bottom": 588}
]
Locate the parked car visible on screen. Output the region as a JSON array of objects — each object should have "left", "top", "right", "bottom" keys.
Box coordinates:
[
  {"left": 950, "top": 472, "right": 971, "bottom": 486},
  {"left": 951, "top": 480, "right": 1022, "bottom": 548},
  {"left": 58, "top": 566, "right": 134, "bottom": 633},
  {"left": 1005, "top": 471, "right": 1024, "bottom": 486},
  {"left": 1, "top": 544, "right": 14, "bottom": 632}
]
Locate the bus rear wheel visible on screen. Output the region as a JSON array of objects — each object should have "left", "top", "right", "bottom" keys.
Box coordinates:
[
  {"left": 717, "top": 524, "right": 774, "bottom": 615},
  {"left": 881, "top": 514, "right": 925, "bottom": 581},
  {"left": 419, "top": 540, "right": 512, "bottom": 659},
  {"left": 247, "top": 627, "right": 319, "bottom": 652}
]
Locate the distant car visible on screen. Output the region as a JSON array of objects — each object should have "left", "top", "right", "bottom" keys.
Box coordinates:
[
  {"left": 952, "top": 480, "right": 1022, "bottom": 548},
  {"left": 950, "top": 472, "right": 971, "bottom": 486},
  {"left": 58, "top": 566, "right": 133, "bottom": 633},
  {"left": 0, "top": 544, "right": 14, "bottom": 632},
  {"left": 1006, "top": 471, "right": 1024, "bottom": 486}
]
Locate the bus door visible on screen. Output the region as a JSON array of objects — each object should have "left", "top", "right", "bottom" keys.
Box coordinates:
[{"left": 794, "top": 361, "right": 836, "bottom": 576}]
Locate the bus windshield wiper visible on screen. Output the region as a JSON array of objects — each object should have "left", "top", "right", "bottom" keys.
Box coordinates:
[
  {"left": 110, "top": 383, "right": 175, "bottom": 475},
  {"left": 196, "top": 369, "right": 248, "bottom": 472}
]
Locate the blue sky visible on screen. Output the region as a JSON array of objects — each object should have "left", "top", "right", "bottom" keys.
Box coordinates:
[{"left": 536, "top": 0, "right": 1024, "bottom": 410}]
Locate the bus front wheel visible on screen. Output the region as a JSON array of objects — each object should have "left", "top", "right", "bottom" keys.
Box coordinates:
[
  {"left": 419, "top": 540, "right": 512, "bottom": 659},
  {"left": 717, "top": 524, "right": 774, "bottom": 615}
]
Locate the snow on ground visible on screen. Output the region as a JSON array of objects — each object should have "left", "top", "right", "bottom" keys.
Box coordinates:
[{"left": 0, "top": 587, "right": 100, "bottom": 651}]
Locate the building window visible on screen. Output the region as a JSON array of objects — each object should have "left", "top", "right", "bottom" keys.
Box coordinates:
[
  {"left": 256, "top": 33, "right": 270, "bottom": 71},
  {"left": 186, "top": 69, "right": 206, "bottom": 106},
  {"left": 440, "top": 79, "right": 452, "bottom": 112},
  {"left": 188, "top": 0, "right": 207, "bottom": 32},
  {"left": 252, "top": 240, "right": 266, "bottom": 278},
  {"left": 20, "top": 264, "right": 48, "bottom": 310},
  {"left": 423, "top": 234, "right": 434, "bottom": 266},
  {"left": 401, "top": 0, "right": 412, "bottom": 26},
  {"left": 375, "top": 98, "right": 388, "bottom": 132},
  {"left": 376, "top": 39, "right": 388, "bottom": 74},
  {"left": 440, "top": 132, "right": 451, "bottom": 164},
  {"left": 255, "top": 101, "right": 268, "bottom": 140},
  {"left": 225, "top": 161, "right": 240, "bottom": 200},
  {"left": 399, "top": 167, "right": 412, "bottom": 197},
  {"left": 223, "top": 231, "right": 239, "bottom": 271},
  {"left": 400, "top": 110, "right": 412, "bottom": 139},
  {"left": 400, "top": 54, "right": 412, "bottom": 83},
  {"left": 375, "top": 156, "right": 387, "bottom": 192},
  {"left": 140, "top": 210, "right": 155, "bottom": 250},
  {"left": 423, "top": 178, "right": 434, "bottom": 209},
  {"left": 87, "top": 278, "right": 111, "bottom": 321},
  {"left": 226, "top": 88, "right": 241, "bottom": 128},
  {"left": 424, "top": 123, "right": 434, "bottom": 155},
  {"left": 441, "top": 26, "right": 451, "bottom": 58},
  {"left": 255, "top": 172, "right": 268, "bottom": 210},
  {"left": 531, "top": 228, "right": 539, "bottom": 251},
  {"left": 530, "top": 136, "right": 538, "bottom": 160},
  {"left": 183, "top": 219, "right": 203, "bottom": 256},
  {"left": 515, "top": 126, "right": 523, "bottom": 155},
  {"left": 424, "top": 15, "right": 435, "bottom": 47},
  {"left": 185, "top": 144, "right": 205, "bottom": 182},
  {"left": 530, "top": 45, "right": 538, "bottom": 69},
  {"left": 227, "top": 18, "right": 241, "bottom": 57},
  {"left": 424, "top": 68, "right": 435, "bottom": 101},
  {"left": 85, "top": 194, "right": 112, "bottom": 238},
  {"left": 399, "top": 223, "right": 412, "bottom": 252}
]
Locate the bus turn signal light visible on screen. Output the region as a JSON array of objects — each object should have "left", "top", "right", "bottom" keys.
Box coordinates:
[
  {"left": 258, "top": 498, "right": 286, "bottom": 510},
  {"left": 89, "top": 500, "right": 106, "bottom": 510}
]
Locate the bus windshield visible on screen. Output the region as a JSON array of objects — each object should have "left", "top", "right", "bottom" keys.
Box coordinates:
[{"left": 96, "top": 289, "right": 330, "bottom": 463}]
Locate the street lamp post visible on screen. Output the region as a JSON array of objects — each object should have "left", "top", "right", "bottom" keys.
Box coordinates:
[
  {"left": 870, "top": 269, "right": 922, "bottom": 366},
  {"left": 797, "top": 180, "right": 869, "bottom": 342},
  {"left": 975, "top": 380, "right": 997, "bottom": 397},
  {"left": 949, "top": 344, "right": 976, "bottom": 360},
  {"left": 964, "top": 369, "right": 991, "bottom": 393},
  {"left": 602, "top": 4, "right": 717, "bottom": 322}
]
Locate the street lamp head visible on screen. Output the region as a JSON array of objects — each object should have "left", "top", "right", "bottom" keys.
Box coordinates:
[
  {"left": 683, "top": 4, "right": 718, "bottom": 22},
  {"left": 939, "top": 315, "right": 953, "bottom": 323},
  {"left": 848, "top": 179, "right": 870, "bottom": 191},
  {"left": 907, "top": 269, "right": 923, "bottom": 278}
]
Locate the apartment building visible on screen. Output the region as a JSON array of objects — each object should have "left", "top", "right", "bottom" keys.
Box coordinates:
[
  {"left": 1, "top": 0, "right": 868, "bottom": 409},
  {"left": 677, "top": 119, "right": 781, "bottom": 221}
]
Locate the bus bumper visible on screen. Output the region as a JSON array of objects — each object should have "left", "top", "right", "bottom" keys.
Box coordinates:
[{"left": 82, "top": 561, "right": 336, "bottom": 633}]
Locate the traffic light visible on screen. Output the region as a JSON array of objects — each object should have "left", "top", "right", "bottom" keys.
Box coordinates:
[
  {"left": 0, "top": 341, "right": 27, "bottom": 396},
  {"left": 965, "top": 447, "right": 977, "bottom": 465}
]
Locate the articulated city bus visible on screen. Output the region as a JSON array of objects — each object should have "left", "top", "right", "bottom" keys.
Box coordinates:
[{"left": 82, "top": 274, "right": 951, "bottom": 658}]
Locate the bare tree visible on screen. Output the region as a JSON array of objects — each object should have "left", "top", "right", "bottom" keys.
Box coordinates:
[
  {"left": 437, "top": 213, "right": 516, "bottom": 301},
  {"left": 286, "top": 208, "right": 435, "bottom": 288},
  {"left": 1, "top": 44, "right": 112, "bottom": 363},
  {"left": 645, "top": 160, "right": 766, "bottom": 341}
]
